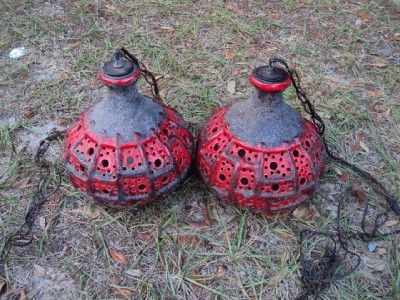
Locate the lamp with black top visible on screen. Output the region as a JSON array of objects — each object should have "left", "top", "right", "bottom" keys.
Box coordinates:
[
  {"left": 197, "top": 62, "right": 326, "bottom": 212},
  {"left": 64, "top": 49, "right": 193, "bottom": 208}
]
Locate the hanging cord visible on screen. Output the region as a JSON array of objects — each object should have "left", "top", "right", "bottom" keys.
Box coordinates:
[
  {"left": 120, "top": 47, "right": 163, "bottom": 103},
  {"left": 269, "top": 58, "right": 400, "bottom": 299},
  {"left": 0, "top": 130, "right": 65, "bottom": 277}
]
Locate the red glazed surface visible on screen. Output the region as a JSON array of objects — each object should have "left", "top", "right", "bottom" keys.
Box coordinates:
[
  {"left": 197, "top": 107, "right": 325, "bottom": 211},
  {"left": 64, "top": 105, "right": 192, "bottom": 208},
  {"left": 98, "top": 68, "right": 141, "bottom": 86},
  {"left": 249, "top": 72, "right": 292, "bottom": 92}
]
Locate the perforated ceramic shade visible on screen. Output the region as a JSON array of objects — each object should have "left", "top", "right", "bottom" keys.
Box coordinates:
[
  {"left": 64, "top": 50, "right": 193, "bottom": 208},
  {"left": 196, "top": 64, "right": 326, "bottom": 211}
]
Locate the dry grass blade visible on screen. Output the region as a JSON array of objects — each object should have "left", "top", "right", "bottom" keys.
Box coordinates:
[
  {"left": 185, "top": 221, "right": 210, "bottom": 230},
  {"left": 367, "top": 60, "right": 388, "bottom": 68}
]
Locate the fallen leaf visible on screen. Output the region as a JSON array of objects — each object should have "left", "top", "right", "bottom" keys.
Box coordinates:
[
  {"left": 116, "top": 287, "right": 134, "bottom": 298},
  {"left": 368, "top": 60, "right": 388, "bottom": 68},
  {"left": 185, "top": 221, "right": 210, "bottom": 230},
  {"left": 377, "top": 247, "right": 387, "bottom": 255},
  {"left": 109, "top": 250, "right": 129, "bottom": 265},
  {"left": 261, "top": 210, "right": 290, "bottom": 220},
  {"left": 268, "top": 272, "right": 286, "bottom": 287},
  {"left": 292, "top": 205, "right": 317, "bottom": 222},
  {"left": 339, "top": 172, "right": 351, "bottom": 181},
  {"left": 231, "top": 68, "right": 240, "bottom": 76},
  {"left": 384, "top": 219, "right": 399, "bottom": 227},
  {"left": 125, "top": 269, "right": 142, "bottom": 278},
  {"left": 160, "top": 25, "right": 175, "bottom": 32},
  {"left": 18, "top": 289, "right": 27, "bottom": 300},
  {"left": 369, "top": 104, "right": 391, "bottom": 120},
  {"left": 392, "top": 145, "right": 400, "bottom": 155},
  {"left": 84, "top": 206, "right": 102, "bottom": 220},
  {"left": 33, "top": 264, "right": 46, "bottom": 277},
  {"left": 177, "top": 235, "right": 201, "bottom": 247},
  {"left": 16, "top": 142, "right": 27, "bottom": 154},
  {"left": 38, "top": 217, "right": 46, "bottom": 230},
  {"left": 190, "top": 267, "right": 210, "bottom": 283},
  {"left": 308, "top": 31, "right": 323, "bottom": 41},
  {"left": 282, "top": 251, "right": 290, "bottom": 263},
  {"left": 104, "top": 4, "right": 117, "bottom": 11},
  {"left": 68, "top": 41, "right": 81, "bottom": 49},
  {"left": 334, "top": 167, "right": 343, "bottom": 176},
  {"left": 224, "top": 48, "right": 235, "bottom": 60},
  {"left": 226, "top": 229, "right": 236, "bottom": 238},
  {"left": 226, "top": 81, "right": 236, "bottom": 94},
  {"left": 191, "top": 267, "right": 202, "bottom": 277},
  {"left": 216, "top": 264, "right": 228, "bottom": 277},
  {"left": 137, "top": 231, "right": 153, "bottom": 242},
  {"left": 23, "top": 109, "right": 35, "bottom": 119},
  {"left": 0, "top": 282, "right": 7, "bottom": 295},
  {"left": 350, "top": 132, "right": 366, "bottom": 152},
  {"left": 390, "top": 33, "right": 400, "bottom": 43},
  {"left": 352, "top": 183, "right": 367, "bottom": 204},
  {"left": 359, "top": 141, "right": 370, "bottom": 153},
  {"left": 368, "top": 90, "right": 382, "bottom": 98},
  {"left": 275, "top": 230, "right": 295, "bottom": 241},
  {"left": 266, "top": 11, "right": 282, "bottom": 20},
  {"left": 362, "top": 256, "right": 385, "bottom": 272},
  {"left": 355, "top": 11, "right": 371, "bottom": 20},
  {"left": 204, "top": 240, "right": 213, "bottom": 251},
  {"left": 200, "top": 201, "right": 212, "bottom": 225}
]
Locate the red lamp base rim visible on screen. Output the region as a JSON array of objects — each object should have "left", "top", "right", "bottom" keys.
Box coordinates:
[
  {"left": 249, "top": 72, "right": 291, "bottom": 92},
  {"left": 98, "top": 68, "right": 141, "bottom": 86}
]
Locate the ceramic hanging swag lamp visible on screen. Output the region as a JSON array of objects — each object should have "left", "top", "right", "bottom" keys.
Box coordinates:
[
  {"left": 197, "top": 62, "right": 326, "bottom": 212},
  {"left": 64, "top": 49, "right": 193, "bottom": 208}
]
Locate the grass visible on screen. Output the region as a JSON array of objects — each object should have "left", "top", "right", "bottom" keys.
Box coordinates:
[{"left": 0, "top": 0, "right": 399, "bottom": 299}]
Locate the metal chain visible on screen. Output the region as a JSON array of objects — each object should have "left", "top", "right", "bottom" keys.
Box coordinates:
[
  {"left": 0, "top": 130, "right": 65, "bottom": 276},
  {"left": 0, "top": 48, "right": 159, "bottom": 278},
  {"left": 269, "top": 58, "right": 400, "bottom": 299},
  {"left": 120, "top": 47, "right": 163, "bottom": 103}
]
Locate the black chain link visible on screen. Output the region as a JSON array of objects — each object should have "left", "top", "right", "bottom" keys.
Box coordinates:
[
  {"left": 0, "top": 48, "right": 160, "bottom": 280},
  {"left": 120, "top": 47, "right": 163, "bottom": 103},
  {"left": 0, "top": 130, "right": 65, "bottom": 277},
  {"left": 269, "top": 57, "right": 400, "bottom": 299}
]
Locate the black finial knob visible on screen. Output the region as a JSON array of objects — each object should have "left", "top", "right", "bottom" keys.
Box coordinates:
[
  {"left": 102, "top": 50, "right": 137, "bottom": 79},
  {"left": 253, "top": 65, "right": 289, "bottom": 83}
]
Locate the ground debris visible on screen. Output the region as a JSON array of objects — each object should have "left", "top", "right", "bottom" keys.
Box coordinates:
[
  {"left": 125, "top": 269, "right": 143, "bottom": 278},
  {"left": 362, "top": 255, "right": 386, "bottom": 272},
  {"left": 109, "top": 250, "right": 129, "bottom": 266},
  {"left": 226, "top": 80, "right": 236, "bottom": 94},
  {"left": 177, "top": 235, "right": 201, "bottom": 248},
  {"left": 351, "top": 182, "right": 367, "bottom": 205},
  {"left": 292, "top": 205, "right": 319, "bottom": 222},
  {"left": 9, "top": 47, "right": 27, "bottom": 59}
]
